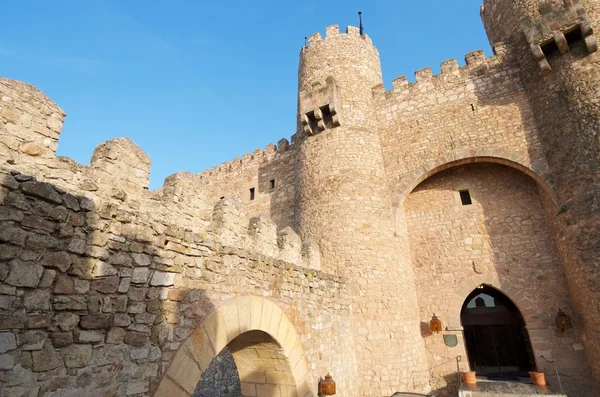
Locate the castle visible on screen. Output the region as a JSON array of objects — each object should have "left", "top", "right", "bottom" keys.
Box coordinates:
[{"left": 0, "top": 0, "right": 599, "bottom": 396}]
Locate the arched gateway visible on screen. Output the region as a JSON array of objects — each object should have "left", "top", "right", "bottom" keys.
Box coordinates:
[
  {"left": 155, "top": 297, "right": 312, "bottom": 397},
  {"left": 461, "top": 285, "right": 536, "bottom": 379}
]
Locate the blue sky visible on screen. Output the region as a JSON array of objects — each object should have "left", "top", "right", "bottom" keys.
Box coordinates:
[{"left": 2, "top": 0, "right": 490, "bottom": 190}]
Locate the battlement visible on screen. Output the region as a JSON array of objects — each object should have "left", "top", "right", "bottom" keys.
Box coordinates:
[
  {"left": 303, "top": 24, "right": 374, "bottom": 49},
  {"left": 372, "top": 43, "right": 509, "bottom": 100},
  {"left": 0, "top": 78, "right": 65, "bottom": 160},
  {"left": 196, "top": 137, "right": 294, "bottom": 183}
]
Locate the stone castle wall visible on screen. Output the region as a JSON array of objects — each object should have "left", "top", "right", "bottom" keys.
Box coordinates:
[
  {"left": 0, "top": 80, "right": 354, "bottom": 397},
  {"left": 1, "top": 0, "right": 600, "bottom": 393},
  {"left": 482, "top": 0, "right": 600, "bottom": 386}
]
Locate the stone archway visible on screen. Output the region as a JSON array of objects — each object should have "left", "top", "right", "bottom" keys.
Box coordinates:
[
  {"left": 445, "top": 275, "right": 536, "bottom": 331},
  {"left": 154, "top": 296, "right": 312, "bottom": 397},
  {"left": 392, "top": 150, "right": 559, "bottom": 224}
]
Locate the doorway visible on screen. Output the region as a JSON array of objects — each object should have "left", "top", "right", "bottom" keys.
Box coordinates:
[{"left": 461, "top": 285, "right": 536, "bottom": 379}]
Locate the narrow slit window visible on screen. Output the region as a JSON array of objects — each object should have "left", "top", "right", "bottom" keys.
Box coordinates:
[
  {"left": 249, "top": 188, "right": 255, "bottom": 201},
  {"left": 269, "top": 179, "right": 275, "bottom": 190},
  {"left": 220, "top": 196, "right": 225, "bottom": 200},
  {"left": 460, "top": 190, "right": 472, "bottom": 206}
]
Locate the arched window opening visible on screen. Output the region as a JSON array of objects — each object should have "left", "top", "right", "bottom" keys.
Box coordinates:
[{"left": 461, "top": 285, "right": 536, "bottom": 380}]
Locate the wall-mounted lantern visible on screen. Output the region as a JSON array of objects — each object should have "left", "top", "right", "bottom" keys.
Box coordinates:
[
  {"left": 556, "top": 309, "right": 572, "bottom": 331},
  {"left": 430, "top": 314, "right": 443, "bottom": 333},
  {"left": 319, "top": 373, "right": 336, "bottom": 395}
]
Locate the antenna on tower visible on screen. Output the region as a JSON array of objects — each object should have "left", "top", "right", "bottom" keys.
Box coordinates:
[
  {"left": 304, "top": 36, "right": 308, "bottom": 47},
  {"left": 358, "top": 11, "right": 364, "bottom": 35}
]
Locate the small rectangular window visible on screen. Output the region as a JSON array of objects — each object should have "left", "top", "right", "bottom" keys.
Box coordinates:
[
  {"left": 220, "top": 196, "right": 225, "bottom": 200},
  {"left": 460, "top": 190, "right": 472, "bottom": 206},
  {"left": 269, "top": 179, "right": 275, "bottom": 190},
  {"left": 249, "top": 188, "right": 255, "bottom": 201}
]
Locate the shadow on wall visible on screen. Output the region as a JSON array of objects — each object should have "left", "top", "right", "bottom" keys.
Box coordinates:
[{"left": 0, "top": 168, "right": 219, "bottom": 396}]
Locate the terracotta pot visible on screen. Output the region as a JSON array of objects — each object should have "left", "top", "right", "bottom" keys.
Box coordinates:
[
  {"left": 530, "top": 371, "right": 546, "bottom": 386},
  {"left": 462, "top": 371, "right": 477, "bottom": 384}
]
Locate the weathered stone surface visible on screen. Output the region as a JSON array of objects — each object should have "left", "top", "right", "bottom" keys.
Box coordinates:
[
  {"left": 54, "top": 313, "right": 79, "bottom": 331},
  {"left": 132, "top": 253, "right": 151, "bottom": 267},
  {"left": 0, "top": 310, "right": 26, "bottom": 329},
  {"left": 113, "top": 313, "right": 131, "bottom": 327},
  {"left": 131, "top": 267, "right": 149, "bottom": 284},
  {"left": 5, "top": 259, "right": 43, "bottom": 287},
  {"left": 23, "top": 289, "right": 51, "bottom": 310},
  {"left": 74, "top": 330, "right": 104, "bottom": 343},
  {"left": 80, "top": 314, "right": 112, "bottom": 330},
  {"left": 53, "top": 275, "right": 74, "bottom": 294},
  {"left": 42, "top": 251, "right": 72, "bottom": 272},
  {"left": 26, "top": 314, "right": 51, "bottom": 329},
  {"left": 0, "top": 353, "right": 14, "bottom": 370},
  {"left": 106, "top": 327, "right": 126, "bottom": 344},
  {"left": 20, "top": 330, "right": 47, "bottom": 351},
  {"left": 62, "top": 344, "right": 92, "bottom": 368},
  {"left": 150, "top": 271, "right": 175, "bottom": 286},
  {"left": 53, "top": 295, "right": 86, "bottom": 311},
  {"left": 31, "top": 342, "right": 62, "bottom": 372},
  {"left": 50, "top": 332, "right": 73, "bottom": 348},
  {"left": 0, "top": 332, "right": 17, "bottom": 353},
  {"left": 38, "top": 269, "right": 56, "bottom": 288},
  {"left": 123, "top": 331, "right": 147, "bottom": 347},
  {"left": 21, "top": 181, "right": 62, "bottom": 204},
  {"left": 91, "top": 276, "right": 120, "bottom": 293}
]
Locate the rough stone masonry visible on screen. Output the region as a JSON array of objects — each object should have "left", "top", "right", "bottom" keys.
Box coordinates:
[{"left": 0, "top": 0, "right": 599, "bottom": 396}]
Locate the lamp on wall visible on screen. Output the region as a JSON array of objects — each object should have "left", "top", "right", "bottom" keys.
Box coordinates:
[
  {"left": 555, "top": 309, "right": 572, "bottom": 331},
  {"left": 430, "top": 314, "right": 443, "bottom": 333},
  {"left": 319, "top": 373, "right": 336, "bottom": 395}
]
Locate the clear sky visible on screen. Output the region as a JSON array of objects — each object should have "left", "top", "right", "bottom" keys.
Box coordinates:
[{"left": 2, "top": 0, "right": 491, "bottom": 190}]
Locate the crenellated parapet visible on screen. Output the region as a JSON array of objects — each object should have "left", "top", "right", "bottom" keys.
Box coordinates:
[
  {"left": 196, "top": 138, "right": 294, "bottom": 183},
  {"left": 372, "top": 43, "right": 509, "bottom": 102},
  {"left": 303, "top": 24, "right": 374, "bottom": 51},
  {"left": 0, "top": 78, "right": 65, "bottom": 161},
  {"left": 212, "top": 198, "right": 321, "bottom": 270}
]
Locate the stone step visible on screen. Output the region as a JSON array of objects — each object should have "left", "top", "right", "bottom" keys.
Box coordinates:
[{"left": 459, "top": 380, "right": 567, "bottom": 397}]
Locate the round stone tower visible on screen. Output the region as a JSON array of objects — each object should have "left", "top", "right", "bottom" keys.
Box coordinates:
[
  {"left": 482, "top": 0, "right": 600, "bottom": 384},
  {"left": 295, "top": 25, "right": 430, "bottom": 395}
]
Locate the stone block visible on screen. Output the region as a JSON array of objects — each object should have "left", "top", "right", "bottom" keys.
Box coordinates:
[
  {"left": 50, "top": 332, "right": 73, "bottom": 347},
  {"left": 20, "top": 181, "right": 62, "bottom": 204},
  {"left": 0, "top": 353, "right": 14, "bottom": 370},
  {"left": 5, "top": 259, "right": 43, "bottom": 287},
  {"left": 150, "top": 271, "right": 175, "bottom": 286},
  {"left": 106, "top": 327, "right": 126, "bottom": 344},
  {"left": 38, "top": 269, "right": 56, "bottom": 288},
  {"left": 42, "top": 252, "right": 72, "bottom": 272},
  {"left": 124, "top": 331, "right": 148, "bottom": 347},
  {"left": 26, "top": 314, "right": 51, "bottom": 329},
  {"left": 53, "top": 295, "right": 87, "bottom": 311},
  {"left": 54, "top": 313, "right": 79, "bottom": 331},
  {"left": 31, "top": 341, "right": 62, "bottom": 372},
  {"left": 53, "top": 275, "right": 74, "bottom": 294},
  {"left": 63, "top": 344, "right": 93, "bottom": 368},
  {"left": 75, "top": 330, "right": 105, "bottom": 344},
  {"left": 0, "top": 332, "right": 17, "bottom": 353},
  {"left": 20, "top": 330, "right": 47, "bottom": 351},
  {"left": 131, "top": 267, "right": 149, "bottom": 284},
  {"left": 80, "top": 314, "right": 112, "bottom": 329},
  {"left": 23, "top": 289, "right": 51, "bottom": 310},
  {"left": 91, "top": 275, "right": 120, "bottom": 293},
  {"left": 0, "top": 310, "right": 26, "bottom": 329}
]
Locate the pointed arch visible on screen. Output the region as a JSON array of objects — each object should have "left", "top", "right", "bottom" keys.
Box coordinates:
[{"left": 154, "top": 296, "right": 312, "bottom": 397}]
